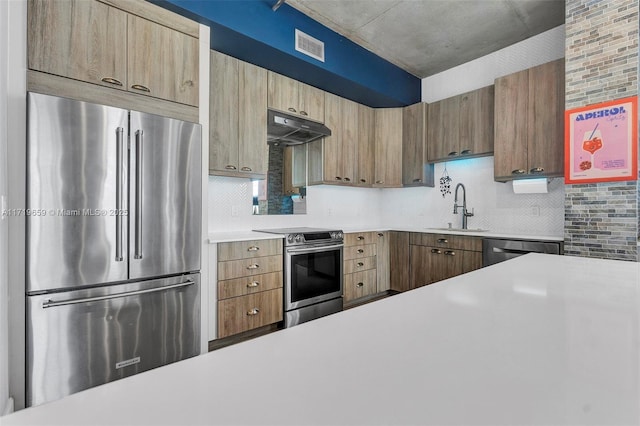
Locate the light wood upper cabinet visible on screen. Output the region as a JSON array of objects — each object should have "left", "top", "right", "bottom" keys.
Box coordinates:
[
  {"left": 127, "top": 15, "right": 199, "bottom": 106},
  {"left": 28, "top": 0, "right": 127, "bottom": 90},
  {"left": 210, "top": 51, "right": 267, "bottom": 178},
  {"left": 267, "top": 71, "right": 324, "bottom": 123},
  {"left": 356, "top": 105, "right": 375, "bottom": 186},
  {"left": 402, "top": 102, "right": 434, "bottom": 187},
  {"left": 374, "top": 108, "right": 403, "bottom": 188},
  {"left": 308, "top": 93, "right": 357, "bottom": 185},
  {"left": 427, "top": 86, "right": 494, "bottom": 162},
  {"left": 28, "top": 0, "right": 199, "bottom": 106},
  {"left": 494, "top": 59, "right": 564, "bottom": 181}
]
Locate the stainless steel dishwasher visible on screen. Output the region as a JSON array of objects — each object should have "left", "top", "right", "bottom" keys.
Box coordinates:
[{"left": 482, "top": 238, "right": 562, "bottom": 266}]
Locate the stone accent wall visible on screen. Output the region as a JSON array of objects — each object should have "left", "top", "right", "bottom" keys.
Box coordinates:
[{"left": 564, "top": 0, "right": 639, "bottom": 260}]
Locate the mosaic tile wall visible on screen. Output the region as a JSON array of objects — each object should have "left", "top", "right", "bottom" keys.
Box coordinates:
[{"left": 564, "top": 0, "right": 639, "bottom": 260}]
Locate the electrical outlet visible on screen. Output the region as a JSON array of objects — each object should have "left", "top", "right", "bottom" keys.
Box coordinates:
[{"left": 231, "top": 205, "right": 239, "bottom": 217}]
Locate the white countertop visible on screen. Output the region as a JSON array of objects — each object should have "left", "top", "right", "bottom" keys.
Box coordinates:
[
  {"left": 5, "top": 253, "right": 638, "bottom": 425},
  {"left": 209, "top": 228, "right": 563, "bottom": 243}
]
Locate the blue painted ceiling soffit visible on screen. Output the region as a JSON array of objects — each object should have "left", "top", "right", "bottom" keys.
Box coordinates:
[{"left": 152, "top": 0, "right": 421, "bottom": 107}]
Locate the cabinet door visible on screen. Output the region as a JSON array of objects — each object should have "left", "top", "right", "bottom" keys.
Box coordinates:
[
  {"left": 527, "top": 59, "right": 565, "bottom": 177},
  {"left": 459, "top": 86, "right": 494, "bottom": 156},
  {"left": 127, "top": 15, "right": 199, "bottom": 106},
  {"left": 322, "top": 92, "right": 342, "bottom": 183},
  {"left": 389, "top": 232, "right": 410, "bottom": 292},
  {"left": 28, "top": 0, "right": 127, "bottom": 90},
  {"left": 356, "top": 105, "right": 375, "bottom": 186},
  {"left": 267, "top": 71, "right": 299, "bottom": 114},
  {"left": 340, "top": 98, "right": 358, "bottom": 184},
  {"left": 375, "top": 232, "right": 390, "bottom": 292},
  {"left": 209, "top": 51, "right": 239, "bottom": 173},
  {"left": 402, "top": 103, "right": 426, "bottom": 185},
  {"left": 218, "top": 288, "right": 283, "bottom": 338},
  {"left": 374, "top": 108, "right": 403, "bottom": 187},
  {"left": 427, "top": 96, "right": 459, "bottom": 161},
  {"left": 298, "top": 82, "right": 325, "bottom": 122},
  {"left": 344, "top": 269, "right": 377, "bottom": 303},
  {"left": 409, "top": 245, "right": 431, "bottom": 289},
  {"left": 238, "top": 61, "right": 268, "bottom": 175},
  {"left": 461, "top": 250, "right": 482, "bottom": 274},
  {"left": 494, "top": 69, "right": 529, "bottom": 179}
]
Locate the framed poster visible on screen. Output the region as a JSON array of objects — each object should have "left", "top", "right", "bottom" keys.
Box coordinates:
[{"left": 565, "top": 96, "right": 637, "bottom": 184}]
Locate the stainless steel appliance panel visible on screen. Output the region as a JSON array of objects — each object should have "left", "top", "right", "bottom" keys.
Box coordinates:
[
  {"left": 482, "top": 238, "right": 562, "bottom": 267},
  {"left": 26, "top": 273, "right": 201, "bottom": 407},
  {"left": 284, "top": 296, "right": 343, "bottom": 328},
  {"left": 285, "top": 243, "right": 343, "bottom": 311},
  {"left": 128, "top": 112, "right": 201, "bottom": 280},
  {"left": 27, "top": 93, "right": 129, "bottom": 292}
]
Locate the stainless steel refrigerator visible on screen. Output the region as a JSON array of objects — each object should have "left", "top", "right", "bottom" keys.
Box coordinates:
[{"left": 26, "top": 92, "right": 202, "bottom": 407}]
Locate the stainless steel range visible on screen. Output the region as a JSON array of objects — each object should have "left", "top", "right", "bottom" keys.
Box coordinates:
[{"left": 254, "top": 227, "right": 344, "bottom": 327}]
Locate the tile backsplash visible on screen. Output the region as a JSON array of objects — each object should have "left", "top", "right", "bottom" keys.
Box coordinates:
[{"left": 208, "top": 155, "right": 564, "bottom": 237}]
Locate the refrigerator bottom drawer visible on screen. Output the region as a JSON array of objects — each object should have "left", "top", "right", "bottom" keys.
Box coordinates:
[{"left": 26, "top": 273, "right": 201, "bottom": 407}]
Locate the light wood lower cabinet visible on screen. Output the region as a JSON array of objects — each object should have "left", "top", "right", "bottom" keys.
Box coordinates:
[
  {"left": 217, "top": 239, "right": 283, "bottom": 338},
  {"left": 343, "top": 231, "right": 391, "bottom": 303},
  {"left": 218, "top": 288, "right": 283, "bottom": 339},
  {"left": 409, "top": 233, "right": 482, "bottom": 288}
]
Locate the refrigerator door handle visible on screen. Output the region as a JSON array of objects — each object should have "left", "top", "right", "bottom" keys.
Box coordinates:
[
  {"left": 134, "top": 129, "right": 143, "bottom": 259},
  {"left": 41, "top": 279, "right": 195, "bottom": 309},
  {"left": 115, "top": 127, "right": 124, "bottom": 262}
]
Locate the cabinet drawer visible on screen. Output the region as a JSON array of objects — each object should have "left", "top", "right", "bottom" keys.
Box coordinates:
[
  {"left": 218, "top": 239, "right": 282, "bottom": 261},
  {"left": 344, "top": 256, "right": 376, "bottom": 274},
  {"left": 218, "top": 288, "right": 283, "bottom": 338},
  {"left": 218, "top": 271, "right": 282, "bottom": 300},
  {"left": 344, "top": 231, "right": 376, "bottom": 246},
  {"left": 217, "top": 255, "right": 282, "bottom": 281},
  {"left": 344, "top": 269, "right": 377, "bottom": 302},
  {"left": 409, "top": 232, "right": 482, "bottom": 251},
  {"left": 344, "top": 244, "right": 376, "bottom": 260}
]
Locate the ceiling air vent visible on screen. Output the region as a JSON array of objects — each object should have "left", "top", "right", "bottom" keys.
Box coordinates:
[{"left": 295, "top": 29, "right": 325, "bottom": 62}]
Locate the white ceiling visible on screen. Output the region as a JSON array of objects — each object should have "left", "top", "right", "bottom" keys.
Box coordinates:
[{"left": 286, "top": 0, "right": 566, "bottom": 78}]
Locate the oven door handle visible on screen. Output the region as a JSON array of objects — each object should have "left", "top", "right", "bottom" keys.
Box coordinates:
[{"left": 286, "top": 243, "right": 344, "bottom": 254}]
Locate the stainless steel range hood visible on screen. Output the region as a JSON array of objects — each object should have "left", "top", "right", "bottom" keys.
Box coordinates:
[{"left": 267, "top": 109, "right": 331, "bottom": 146}]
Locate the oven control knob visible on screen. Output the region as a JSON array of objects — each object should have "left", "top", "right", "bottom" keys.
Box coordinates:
[
  {"left": 287, "top": 235, "right": 295, "bottom": 244},
  {"left": 295, "top": 234, "right": 304, "bottom": 243}
]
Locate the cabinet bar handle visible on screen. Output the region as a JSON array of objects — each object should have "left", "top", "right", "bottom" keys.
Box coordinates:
[
  {"left": 247, "top": 281, "right": 260, "bottom": 288},
  {"left": 357, "top": 262, "right": 364, "bottom": 267},
  {"left": 357, "top": 249, "right": 364, "bottom": 254},
  {"left": 246, "top": 264, "right": 260, "bottom": 270},
  {"left": 241, "top": 167, "right": 252, "bottom": 172},
  {"left": 357, "top": 236, "right": 365, "bottom": 241},
  {"left": 225, "top": 165, "right": 237, "bottom": 170},
  {"left": 288, "top": 107, "right": 297, "bottom": 113},
  {"left": 461, "top": 149, "right": 472, "bottom": 155},
  {"left": 131, "top": 84, "right": 150, "bottom": 92},
  {"left": 356, "top": 282, "right": 364, "bottom": 288},
  {"left": 377, "top": 233, "right": 384, "bottom": 237},
  {"left": 343, "top": 177, "right": 351, "bottom": 182},
  {"left": 247, "top": 308, "right": 260, "bottom": 316},
  {"left": 437, "top": 238, "right": 448, "bottom": 244},
  {"left": 299, "top": 110, "right": 308, "bottom": 116},
  {"left": 445, "top": 250, "right": 456, "bottom": 256},
  {"left": 413, "top": 178, "right": 422, "bottom": 183},
  {"left": 431, "top": 248, "right": 442, "bottom": 254},
  {"left": 335, "top": 177, "right": 342, "bottom": 181},
  {"left": 375, "top": 180, "right": 384, "bottom": 184},
  {"left": 247, "top": 246, "right": 260, "bottom": 252},
  {"left": 360, "top": 179, "right": 367, "bottom": 183},
  {"left": 530, "top": 167, "right": 544, "bottom": 173},
  {"left": 511, "top": 169, "right": 526, "bottom": 175},
  {"left": 448, "top": 151, "right": 458, "bottom": 156},
  {"left": 102, "top": 77, "right": 123, "bottom": 86}
]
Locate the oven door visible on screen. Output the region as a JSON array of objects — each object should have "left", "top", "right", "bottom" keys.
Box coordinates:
[{"left": 285, "top": 243, "right": 343, "bottom": 311}]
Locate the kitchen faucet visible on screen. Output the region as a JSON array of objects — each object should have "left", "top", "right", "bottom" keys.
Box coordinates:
[{"left": 453, "top": 183, "right": 474, "bottom": 229}]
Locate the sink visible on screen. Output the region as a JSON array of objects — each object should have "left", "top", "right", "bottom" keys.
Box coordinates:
[{"left": 427, "top": 227, "right": 488, "bottom": 233}]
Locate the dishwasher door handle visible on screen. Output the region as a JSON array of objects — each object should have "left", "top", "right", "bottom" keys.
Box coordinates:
[{"left": 492, "top": 247, "right": 536, "bottom": 255}]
